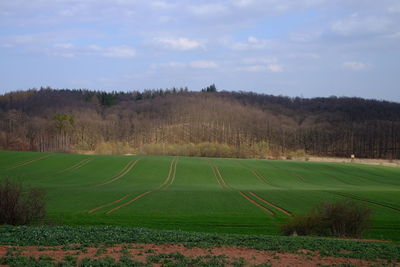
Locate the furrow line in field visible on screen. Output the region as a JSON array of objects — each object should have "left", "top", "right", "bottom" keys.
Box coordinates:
[
  {"left": 239, "top": 191, "right": 275, "bottom": 215},
  {"left": 328, "top": 191, "right": 400, "bottom": 213},
  {"left": 106, "top": 191, "right": 153, "bottom": 214},
  {"left": 6, "top": 155, "right": 50, "bottom": 170},
  {"left": 96, "top": 159, "right": 140, "bottom": 186},
  {"left": 265, "top": 161, "right": 307, "bottom": 183},
  {"left": 58, "top": 158, "right": 93, "bottom": 174},
  {"left": 211, "top": 165, "right": 224, "bottom": 188},
  {"left": 164, "top": 157, "right": 179, "bottom": 189},
  {"left": 207, "top": 159, "right": 276, "bottom": 215},
  {"left": 93, "top": 157, "right": 178, "bottom": 214},
  {"left": 249, "top": 192, "right": 293, "bottom": 216},
  {"left": 214, "top": 166, "right": 230, "bottom": 189},
  {"left": 87, "top": 193, "right": 133, "bottom": 213},
  {"left": 235, "top": 160, "right": 275, "bottom": 187},
  {"left": 317, "top": 170, "right": 354, "bottom": 186},
  {"left": 157, "top": 157, "right": 177, "bottom": 190},
  {"left": 205, "top": 159, "right": 225, "bottom": 189},
  {"left": 322, "top": 164, "right": 394, "bottom": 186}
]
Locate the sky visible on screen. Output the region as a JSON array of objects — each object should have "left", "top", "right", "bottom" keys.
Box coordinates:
[{"left": 1, "top": 0, "right": 399, "bottom": 101}]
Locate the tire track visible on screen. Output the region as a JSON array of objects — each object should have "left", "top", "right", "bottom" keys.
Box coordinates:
[
  {"left": 315, "top": 170, "right": 354, "bottom": 186},
  {"left": 239, "top": 191, "right": 275, "bottom": 215},
  {"left": 207, "top": 159, "right": 276, "bottom": 215},
  {"left": 322, "top": 164, "right": 394, "bottom": 186},
  {"left": 156, "top": 157, "right": 178, "bottom": 190},
  {"left": 235, "top": 160, "right": 280, "bottom": 188},
  {"left": 249, "top": 192, "right": 293, "bottom": 216},
  {"left": 327, "top": 191, "right": 400, "bottom": 213},
  {"left": 265, "top": 161, "right": 311, "bottom": 184},
  {"left": 87, "top": 193, "right": 133, "bottom": 213},
  {"left": 106, "top": 191, "right": 153, "bottom": 214},
  {"left": 89, "top": 157, "right": 178, "bottom": 214},
  {"left": 106, "top": 157, "right": 178, "bottom": 213},
  {"left": 58, "top": 158, "right": 93, "bottom": 174},
  {"left": 96, "top": 159, "right": 140, "bottom": 186},
  {"left": 206, "top": 159, "right": 230, "bottom": 189},
  {"left": 6, "top": 155, "right": 50, "bottom": 170}
]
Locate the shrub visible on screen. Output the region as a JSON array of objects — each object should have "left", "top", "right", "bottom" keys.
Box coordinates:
[
  {"left": 0, "top": 179, "right": 46, "bottom": 225},
  {"left": 281, "top": 200, "right": 372, "bottom": 238}
]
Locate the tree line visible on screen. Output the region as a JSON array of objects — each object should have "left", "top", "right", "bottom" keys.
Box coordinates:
[{"left": 0, "top": 87, "right": 399, "bottom": 159}]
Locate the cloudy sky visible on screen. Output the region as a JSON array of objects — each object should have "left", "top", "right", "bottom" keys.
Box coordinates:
[{"left": 1, "top": 0, "right": 399, "bottom": 101}]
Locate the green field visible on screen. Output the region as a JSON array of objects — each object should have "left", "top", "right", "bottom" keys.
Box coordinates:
[{"left": 1, "top": 150, "right": 399, "bottom": 240}]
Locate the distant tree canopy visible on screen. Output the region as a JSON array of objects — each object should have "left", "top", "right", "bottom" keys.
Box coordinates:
[
  {"left": 0, "top": 87, "right": 399, "bottom": 159},
  {"left": 201, "top": 84, "right": 217, "bottom": 93}
]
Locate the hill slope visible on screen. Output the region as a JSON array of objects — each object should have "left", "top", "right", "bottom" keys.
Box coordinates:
[{"left": 1, "top": 88, "right": 400, "bottom": 158}]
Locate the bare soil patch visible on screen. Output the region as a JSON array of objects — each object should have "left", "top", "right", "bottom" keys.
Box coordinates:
[{"left": 1, "top": 243, "right": 395, "bottom": 266}]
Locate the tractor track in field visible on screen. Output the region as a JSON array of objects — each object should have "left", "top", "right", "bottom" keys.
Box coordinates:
[
  {"left": 235, "top": 160, "right": 280, "bottom": 188},
  {"left": 6, "top": 155, "right": 50, "bottom": 170},
  {"left": 207, "top": 159, "right": 278, "bottom": 215},
  {"left": 106, "top": 191, "right": 153, "bottom": 214},
  {"left": 206, "top": 160, "right": 230, "bottom": 189},
  {"left": 249, "top": 192, "right": 293, "bottom": 216},
  {"left": 96, "top": 159, "right": 140, "bottom": 186},
  {"left": 58, "top": 158, "right": 93, "bottom": 174},
  {"left": 327, "top": 191, "right": 400, "bottom": 213},
  {"left": 321, "top": 164, "right": 396, "bottom": 187},
  {"left": 156, "top": 157, "right": 178, "bottom": 190},
  {"left": 315, "top": 170, "right": 354, "bottom": 186},
  {"left": 239, "top": 191, "right": 275, "bottom": 215},
  {"left": 106, "top": 157, "right": 178, "bottom": 213},
  {"left": 87, "top": 193, "right": 133, "bottom": 213},
  {"left": 265, "top": 161, "right": 308, "bottom": 184},
  {"left": 88, "top": 157, "right": 178, "bottom": 214}
]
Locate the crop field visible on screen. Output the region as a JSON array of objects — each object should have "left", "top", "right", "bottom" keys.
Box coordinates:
[{"left": 0, "top": 150, "right": 399, "bottom": 240}]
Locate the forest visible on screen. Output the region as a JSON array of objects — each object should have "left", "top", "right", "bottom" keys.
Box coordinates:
[{"left": 0, "top": 86, "right": 399, "bottom": 159}]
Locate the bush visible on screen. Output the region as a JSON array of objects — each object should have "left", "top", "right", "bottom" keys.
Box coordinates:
[
  {"left": 0, "top": 179, "right": 46, "bottom": 225},
  {"left": 281, "top": 200, "right": 372, "bottom": 238}
]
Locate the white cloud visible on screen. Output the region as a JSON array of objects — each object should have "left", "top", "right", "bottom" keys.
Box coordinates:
[
  {"left": 154, "top": 37, "right": 205, "bottom": 51},
  {"left": 188, "top": 3, "right": 229, "bottom": 17},
  {"left": 332, "top": 14, "right": 391, "bottom": 36},
  {"left": 189, "top": 60, "right": 218, "bottom": 69},
  {"left": 149, "top": 1, "right": 175, "bottom": 10},
  {"left": 150, "top": 61, "right": 186, "bottom": 69},
  {"left": 49, "top": 44, "right": 136, "bottom": 58},
  {"left": 267, "top": 64, "right": 284, "bottom": 72},
  {"left": 342, "top": 61, "right": 369, "bottom": 70},
  {"left": 242, "top": 64, "right": 283, "bottom": 72},
  {"left": 150, "top": 60, "right": 218, "bottom": 70},
  {"left": 54, "top": 43, "right": 74, "bottom": 49},
  {"left": 290, "top": 32, "right": 321, "bottom": 42},
  {"left": 232, "top": 36, "right": 273, "bottom": 50}
]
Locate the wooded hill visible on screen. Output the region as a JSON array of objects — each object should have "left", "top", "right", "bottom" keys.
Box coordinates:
[{"left": 1, "top": 87, "right": 399, "bottom": 159}]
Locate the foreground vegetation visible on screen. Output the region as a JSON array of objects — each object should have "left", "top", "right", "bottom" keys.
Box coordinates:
[
  {"left": 0, "top": 225, "right": 399, "bottom": 261},
  {"left": 1, "top": 150, "right": 399, "bottom": 241}
]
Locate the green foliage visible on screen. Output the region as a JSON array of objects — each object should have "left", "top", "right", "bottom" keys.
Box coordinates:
[
  {"left": 281, "top": 200, "right": 372, "bottom": 238},
  {"left": 0, "top": 225, "right": 399, "bottom": 261},
  {"left": 53, "top": 114, "right": 74, "bottom": 134},
  {"left": 201, "top": 84, "right": 217, "bottom": 92}
]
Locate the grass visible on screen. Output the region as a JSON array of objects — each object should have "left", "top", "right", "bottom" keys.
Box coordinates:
[{"left": 0, "top": 150, "right": 399, "bottom": 240}]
